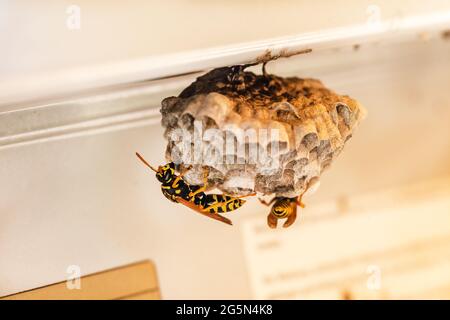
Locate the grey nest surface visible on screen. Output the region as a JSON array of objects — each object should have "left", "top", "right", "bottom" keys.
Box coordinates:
[{"left": 160, "top": 65, "right": 366, "bottom": 198}]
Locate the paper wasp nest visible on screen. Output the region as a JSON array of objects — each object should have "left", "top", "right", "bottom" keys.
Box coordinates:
[{"left": 160, "top": 65, "right": 366, "bottom": 198}]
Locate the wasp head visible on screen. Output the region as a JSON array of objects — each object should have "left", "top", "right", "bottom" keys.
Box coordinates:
[{"left": 155, "top": 162, "right": 175, "bottom": 183}]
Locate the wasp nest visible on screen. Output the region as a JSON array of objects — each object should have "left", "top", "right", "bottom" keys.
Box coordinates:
[{"left": 160, "top": 65, "right": 366, "bottom": 198}]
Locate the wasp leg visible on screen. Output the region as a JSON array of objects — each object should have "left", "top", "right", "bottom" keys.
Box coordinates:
[
  {"left": 189, "top": 167, "right": 209, "bottom": 198},
  {"left": 267, "top": 213, "right": 278, "bottom": 229},
  {"left": 172, "top": 165, "right": 192, "bottom": 188},
  {"left": 189, "top": 186, "right": 206, "bottom": 198},
  {"left": 178, "top": 165, "right": 193, "bottom": 177},
  {"left": 236, "top": 192, "right": 256, "bottom": 199},
  {"left": 176, "top": 197, "right": 233, "bottom": 226},
  {"left": 296, "top": 194, "right": 305, "bottom": 208},
  {"left": 283, "top": 203, "right": 298, "bottom": 228}
]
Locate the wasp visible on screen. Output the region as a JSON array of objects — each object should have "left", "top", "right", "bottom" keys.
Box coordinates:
[
  {"left": 136, "top": 152, "right": 249, "bottom": 225},
  {"left": 260, "top": 195, "right": 305, "bottom": 229}
]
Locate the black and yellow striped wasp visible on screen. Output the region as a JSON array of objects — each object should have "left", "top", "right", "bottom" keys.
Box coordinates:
[
  {"left": 136, "top": 152, "right": 249, "bottom": 225},
  {"left": 260, "top": 196, "right": 305, "bottom": 229}
]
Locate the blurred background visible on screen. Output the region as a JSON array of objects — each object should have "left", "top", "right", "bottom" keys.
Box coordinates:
[{"left": 1, "top": 0, "right": 450, "bottom": 299}]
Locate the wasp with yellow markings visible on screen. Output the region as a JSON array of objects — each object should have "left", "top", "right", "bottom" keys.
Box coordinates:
[
  {"left": 136, "top": 152, "right": 249, "bottom": 225},
  {"left": 260, "top": 195, "right": 305, "bottom": 229}
]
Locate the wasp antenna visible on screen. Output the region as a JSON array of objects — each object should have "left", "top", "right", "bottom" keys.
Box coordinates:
[
  {"left": 237, "top": 192, "right": 256, "bottom": 199},
  {"left": 135, "top": 152, "right": 158, "bottom": 172}
]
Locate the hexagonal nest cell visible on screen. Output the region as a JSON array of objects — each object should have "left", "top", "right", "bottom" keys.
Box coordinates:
[{"left": 160, "top": 64, "right": 366, "bottom": 198}]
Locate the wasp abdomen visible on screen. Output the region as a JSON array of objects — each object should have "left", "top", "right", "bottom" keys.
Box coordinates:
[{"left": 203, "top": 194, "right": 245, "bottom": 214}]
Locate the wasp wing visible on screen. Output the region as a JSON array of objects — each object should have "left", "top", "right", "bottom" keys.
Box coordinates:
[{"left": 175, "top": 197, "right": 233, "bottom": 226}]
